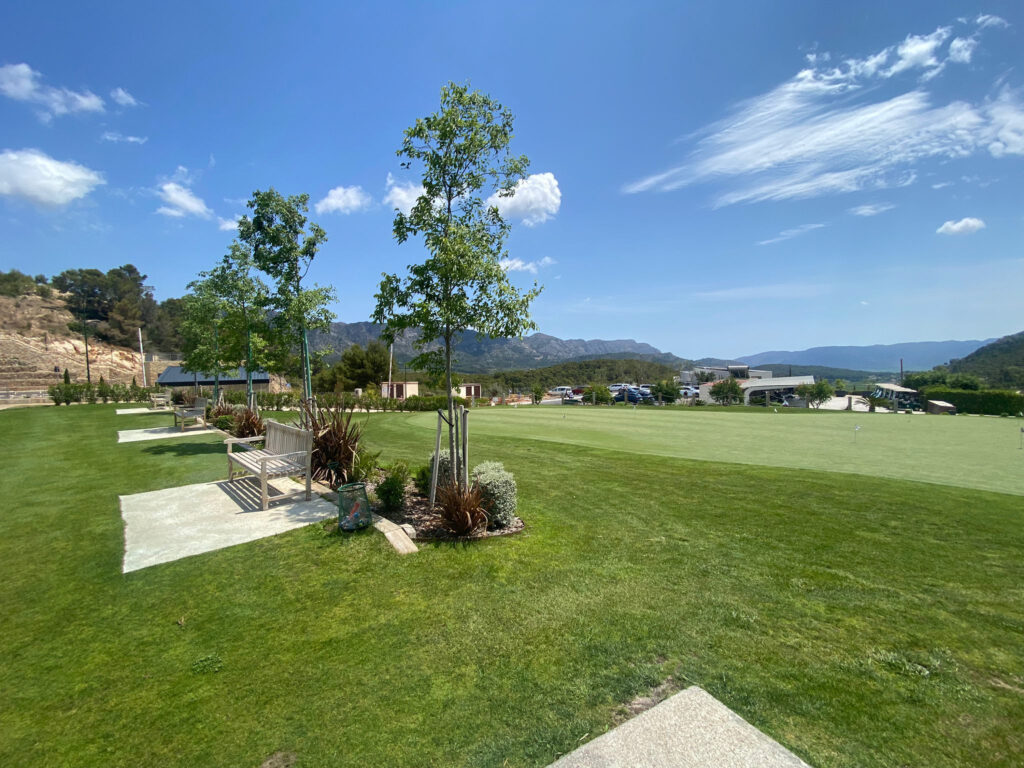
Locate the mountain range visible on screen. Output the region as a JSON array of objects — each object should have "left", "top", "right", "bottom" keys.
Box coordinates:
[
  {"left": 738, "top": 339, "right": 995, "bottom": 373},
  {"left": 313, "top": 321, "right": 1000, "bottom": 375},
  {"left": 312, "top": 322, "right": 691, "bottom": 373}
]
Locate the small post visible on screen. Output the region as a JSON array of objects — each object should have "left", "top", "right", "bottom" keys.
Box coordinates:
[
  {"left": 429, "top": 410, "right": 443, "bottom": 508},
  {"left": 461, "top": 407, "right": 469, "bottom": 489}
]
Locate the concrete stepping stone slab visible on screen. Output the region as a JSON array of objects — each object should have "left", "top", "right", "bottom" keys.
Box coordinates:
[
  {"left": 548, "top": 686, "right": 811, "bottom": 768},
  {"left": 117, "top": 425, "right": 218, "bottom": 442},
  {"left": 120, "top": 477, "right": 336, "bottom": 572}
]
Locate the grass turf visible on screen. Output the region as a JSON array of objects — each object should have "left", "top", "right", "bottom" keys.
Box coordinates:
[{"left": 0, "top": 404, "right": 1022, "bottom": 767}]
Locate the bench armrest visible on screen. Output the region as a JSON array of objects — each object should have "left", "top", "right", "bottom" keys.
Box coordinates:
[{"left": 225, "top": 435, "right": 264, "bottom": 453}]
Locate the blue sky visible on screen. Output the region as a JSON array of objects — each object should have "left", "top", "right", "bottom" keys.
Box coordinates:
[{"left": 1, "top": 1, "right": 1022, "bottom": 360}]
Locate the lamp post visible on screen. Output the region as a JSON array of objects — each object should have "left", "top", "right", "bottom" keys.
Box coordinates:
[{"left": 82, "top": 319, "right": 99, "bottom": 384}]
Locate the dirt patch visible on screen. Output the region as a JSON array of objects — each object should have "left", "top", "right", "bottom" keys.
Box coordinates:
[
  {"left": 613, "top": 676, "right": 685, "bottom": 725},
  {"left": 259, "top": 752, "right": 297, "bottom": 768}
]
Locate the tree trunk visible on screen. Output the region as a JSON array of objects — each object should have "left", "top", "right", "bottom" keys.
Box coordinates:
[{"left": 445, "top": 330, "right": 459, "bottom": 489}]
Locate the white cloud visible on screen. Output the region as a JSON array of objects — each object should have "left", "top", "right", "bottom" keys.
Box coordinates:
[
  {"left": 623, "top": 20, "right": 1020, "bottom": 207},
  {"left": 694, "top": 282, "right": 830, "bottom": 301},
  {"left": 0, "top": 63, "right": 104, "bottom": 121},
  {"left": 101, "top": 131, "right": 147, "bottom": 145},
  {"left": 156, "top": 181, "right": 211, "bottom": 219},
  {"left": 110, "top": 87, "right": 140, "bottom": 107},
  {"left": 931, "top": 181, "right": 953, "bottom": 189},
  {"left": 486, "top": 172, "right": 562, "bottom": 226},
  {"left": 936, "top": 217, "right": 985, "bottom": 235},
  {"left": 314, "top": 185, "right": 372, "bottom": 215},
  {"left": 757, "top": 222, "right": 826, "bottom": 245},
  {"left": 0, "top": 148, "right": 105, "bottom": 205},
  {"left": 383, "top": 172, "right": 424, "bottom": 215},
  {"left": 218, "top": 216, "right": 240, "bottom": 231},
  {"left": 849, "top": 202, "right": 895, "bottom": 216},
  {"left": 500, "top": 256, "right": 556, "bottom": 274},
  {"left": 948, "top": 37, "right": 978, "bottom": 64},
  {"left": 976, "top": 14, "right": 1008, "bottom": 29},
  {"left": 885, "top": 26, "right": 951, "bottom": 78}
]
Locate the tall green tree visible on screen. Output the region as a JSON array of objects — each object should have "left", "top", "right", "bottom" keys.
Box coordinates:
[
  {"left": 373, "top": 81, "right": 541, "bottom": 488},
  {"left": 709, "top": 377, "right": 743, "bottom": 405},
  {"left": 795, "top": 380, "right": 835, "bottom": 408},
  {"left": 180, "top": 276, "right": 236, "bottom": 403},
  {"left": 201, "top": 243, "right": 275, "bottom": 404},
  {"left": 237, "top": 189, "right": 336, "bottom": 402}
]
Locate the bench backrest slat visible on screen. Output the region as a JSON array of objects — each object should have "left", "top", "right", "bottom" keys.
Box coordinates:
[{"left": 265, "top": 420, "right": 313, "bottom": 456}]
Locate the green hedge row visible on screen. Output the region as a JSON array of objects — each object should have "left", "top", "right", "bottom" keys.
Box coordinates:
[{"left": 920, "top": 387, "right": 1024, "bottom": 416}]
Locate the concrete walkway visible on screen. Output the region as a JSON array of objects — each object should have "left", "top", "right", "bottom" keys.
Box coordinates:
[
  {"left": 117, "top": 425, "right": 218, "bottom": 442},
  {"left": 120, "top": 477, "right": 336, "bottom": 572},
  {"left": 549, "top": 687, "right": 811, "bottom": 768},
  {"left": 116, "top": 407, "right": 172, "bottom": 415}
]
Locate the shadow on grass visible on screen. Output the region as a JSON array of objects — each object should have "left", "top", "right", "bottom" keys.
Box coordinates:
[{"left": 142, "top": 442, "right": 225, "bottom": 457}]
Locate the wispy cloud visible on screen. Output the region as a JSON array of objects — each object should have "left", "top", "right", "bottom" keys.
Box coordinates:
[
  {"left": 110, "top": 87, "right": 140, "bottom": 107},
  {"left": 500, "top": 256, "right": 556, "bottom": 274},
  {"left": 218, "top": 216, "right": 240, "bottom": 231},
  {"left": 315, "top": 185, "right": 372, "bottom": 215},
  {"left": 0, "top": 148, "right": 105, "bottom": 205},
  {"left": 757, "top": 222, "right": 826, "bottom": 246},
  {"left": 936, "top": 217, "right": 985, "bottom": 235},
  {"left": 101, "top": 131, "right": 147, "bottom": 145},
  {"left": 486, "top": 172, "right": 562, "bottom": 226},
  {"left": 849, "top": 202, "right": 895, "bottom": 216},
  {"left": 0, "top": 63, "right": 104, "bottom": 122},
  {"left": 623, "top": 18, "right": 1021, "bottom": 207},
  {"left": 694, "top": 282, "right": 830, "bottom": 301}
]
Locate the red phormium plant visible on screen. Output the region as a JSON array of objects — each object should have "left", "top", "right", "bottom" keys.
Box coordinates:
[
  {"left": 233, "top": 407, "right": 265, "bottom": 438},
  {"left": 436, "top": 480, "right": 488, "bottom": 536},
  {"left": 300, "top": 400, "right": 364, "bottom": 489}
]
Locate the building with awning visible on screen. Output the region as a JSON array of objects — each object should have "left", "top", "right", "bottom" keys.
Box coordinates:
[
  {"left": 156, "top": 366, "right": 272, "bottom": 391},
  {"left": 872, "top": 383, "right": 919, "bottom": 410}
]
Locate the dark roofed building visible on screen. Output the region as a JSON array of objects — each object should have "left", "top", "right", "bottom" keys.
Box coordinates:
[{"left": 156, "top": 366, "right": 272, "bottom": 391}]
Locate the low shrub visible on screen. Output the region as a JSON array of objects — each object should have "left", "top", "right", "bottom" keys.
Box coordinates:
[
  {"left": 436, "top": 480, "right": 487, "bottom": 536},
  {"left": 349, "top": 448, "right": 381, "bottom": 483},
  {"left": 210, "top": 402, "right": 236, "bottom": 419},
  {"left": 400, "top": 395, "right": 467, "bottom": 412},
  {"left": 214, "top": 415, "right": 235, "bottom": 431},
  {"left": 377, "top": 462, "right": 410, "bottom": 512},
  {"left": 920, "top": 387, "right": 1024, "bottom": 416},
  {"left": 472, "top": 461, "right": 517, "bottom": 529},
  {"left": 413, "top": 465, "right": 432, "bottom": 495},
  {"left": 430, "top": 449, "right": 453, "bottom": 485}
]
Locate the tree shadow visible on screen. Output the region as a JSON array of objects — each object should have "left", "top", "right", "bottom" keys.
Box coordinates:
[{"left": 142, "top": 442, "right": 225, "bottom": 457}]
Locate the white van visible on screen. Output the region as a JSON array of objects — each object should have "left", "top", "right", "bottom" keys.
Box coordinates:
[{"left": 550, "top": 386, "right": 574, "bottom": 398}]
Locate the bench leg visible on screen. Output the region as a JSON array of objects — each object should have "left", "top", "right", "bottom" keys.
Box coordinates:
[
  {"left": 261, "top": 472, "right": 269, "bottom": 511},
  {"left": 305, "top": 472, "right": 311, "bottom": 502}
]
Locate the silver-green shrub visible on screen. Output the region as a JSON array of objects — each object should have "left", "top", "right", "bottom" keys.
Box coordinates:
[{"left": 472, "top": 461, "right": 517, "bottom": 528}]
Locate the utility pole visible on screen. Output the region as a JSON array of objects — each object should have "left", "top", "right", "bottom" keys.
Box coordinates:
[{"left": 138, "top": 327, "right": 147, "bottom": 386}]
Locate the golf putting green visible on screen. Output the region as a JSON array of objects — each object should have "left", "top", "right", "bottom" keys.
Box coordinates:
[{"left": 396, "top": 406, "right": 1024, "bottom": 497}]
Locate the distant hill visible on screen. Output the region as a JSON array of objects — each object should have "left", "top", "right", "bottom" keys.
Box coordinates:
[
  {"left": 738, "top": 339, "right": 995, "bottom": 372},
  {"left": 312, "top": 322, "right": 689, "bottom": 374},
  {"left": 749, "top": 363, "right": 889, "bottom": 383},
  {"left": 948, "top": 331, "right": 1024, "bottom": 388}
]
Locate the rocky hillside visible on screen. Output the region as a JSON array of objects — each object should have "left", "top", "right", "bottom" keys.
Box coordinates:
[{"left": 0, "top": 294, "right": 148, "bottom": 392}]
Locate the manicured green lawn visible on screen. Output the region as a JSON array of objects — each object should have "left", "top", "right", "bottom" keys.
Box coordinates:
[{"left": 1, "top": 404, "right": 1022, "bottom": 767}]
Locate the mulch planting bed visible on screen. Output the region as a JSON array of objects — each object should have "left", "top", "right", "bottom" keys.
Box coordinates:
[{"left": 368, "top": 480, "right": 525, "bottom": 541}]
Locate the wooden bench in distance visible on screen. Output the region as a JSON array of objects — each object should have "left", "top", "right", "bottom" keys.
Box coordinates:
[
  {"left": 174, "top": 397, "right": 208, "bottom": 431},
  {"left": 226, "top": 420, "right": 313, "bottom": 511}
]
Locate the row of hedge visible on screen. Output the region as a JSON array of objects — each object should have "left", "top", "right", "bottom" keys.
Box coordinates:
[
  {"left": 920, "top": 387, "right": 1024, "bottom": 416},
  {"left": 48, "top": 380, "right": 157, "bottom": 405}
]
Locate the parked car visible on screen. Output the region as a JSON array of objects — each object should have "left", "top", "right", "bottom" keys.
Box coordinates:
[
  {"left": 613, "top": 387, "right": 653, "bottom": 404},
  {"left": 550, "top": 386, "right": 574, "bottom": 398},
  {"left": 678, "top": 386, "right": 699, "bottom": 397},
  {"left": 608, "top": 383, "right": 629, "bottom": 393}
]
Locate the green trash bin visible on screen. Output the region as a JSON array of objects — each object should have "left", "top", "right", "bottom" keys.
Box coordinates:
[{"left": 338, "top": 482, "right": 371, "bottom": 531}]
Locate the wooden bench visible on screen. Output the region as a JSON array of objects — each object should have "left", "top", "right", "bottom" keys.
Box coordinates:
[
  {"left": 174, "top": 397, "right": 208, "bottom": 432},
  {"left": 149, "top": 392, "right": 171, "bottom": 410},
  {"left": 225, "top": 420, "right": 313, "bottom": 510}
]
